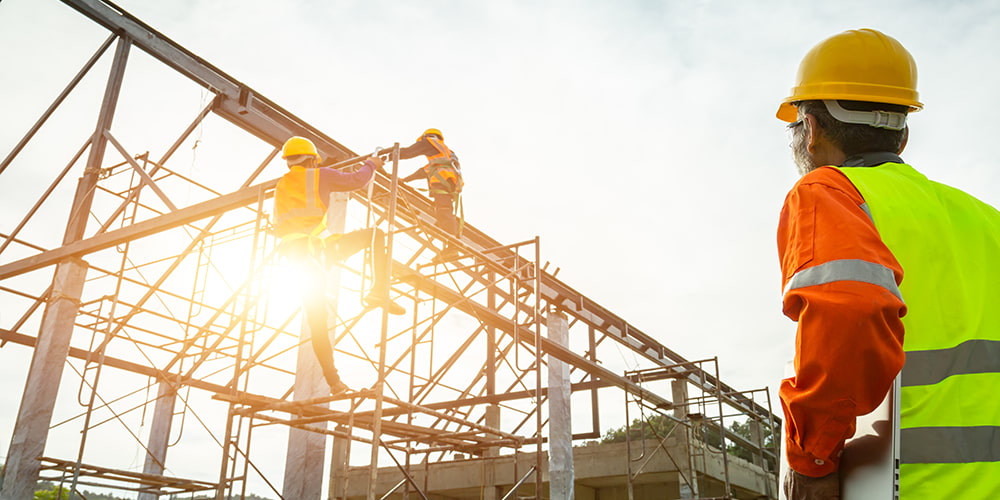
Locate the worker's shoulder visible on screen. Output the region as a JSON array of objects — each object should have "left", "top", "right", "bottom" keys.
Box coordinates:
[
  {"left": 792, "top": 166, "right": 858, "bottom": 192},
  {"left": 786, "top": 166, "right": 863, "bottom": 206}
]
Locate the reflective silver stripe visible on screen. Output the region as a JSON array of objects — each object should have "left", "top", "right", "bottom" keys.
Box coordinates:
[
  {"left": 275, "top": 169, "right": 324, "bottom": 226},
  {"left": 900, "top": 426, "right": 1000, "bottom": 464},
  {"left": 783, "top": 258, "right": 902, "bottom": 300},
  {"left": 859, "top": 202, "right": 873, "bottom": 221},
  {"left": 902, "top": 339, "right": 1000, "bottom": 386}
]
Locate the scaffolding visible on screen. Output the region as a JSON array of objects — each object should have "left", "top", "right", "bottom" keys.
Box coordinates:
[
  {"left": 624, "top": 360, "right": 781, "bottom": 499},
  {"left": 0, "top": 1, "right": 779, "bottom": 499}
]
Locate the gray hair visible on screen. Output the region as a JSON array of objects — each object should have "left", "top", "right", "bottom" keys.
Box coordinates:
[{"left": 796, "top": 100, "right": 908, "bottom": 157}]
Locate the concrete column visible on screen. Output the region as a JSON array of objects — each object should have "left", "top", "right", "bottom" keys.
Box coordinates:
[
  {"left": 672, "top": 379, "right": 697, "bottom": 499},
  {"left": 546, "top": 310, "right": 573, "bottom": 499},
  {"left": 1, "top": 259, "right": 87, "bottom": 500},
  {"left": 749, "top": 420, "right": 764, "bottom": 468},
  {"left": 483, "top": 404, "right": 501, "bottom": 500},
  {"left": 137, "top": 382, "right": 178, "bottom": 500},
  {"left": 283, "top": 192, "right": 348, "bottom": 500},
  {"left": 1, "top": 37, "right": 131, "bottom": 500},
  {"left": 328, "top": 425, "right": 349, "bottom": 500},
  {"left": 281, "top": 276, "right": 332, "bottom": 499}
]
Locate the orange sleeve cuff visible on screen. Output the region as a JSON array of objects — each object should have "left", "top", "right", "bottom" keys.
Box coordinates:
[{"left": 785, "top": 430, "right": 843, "bottom": 477}]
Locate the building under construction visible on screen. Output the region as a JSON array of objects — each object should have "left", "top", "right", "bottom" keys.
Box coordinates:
[{"left": 0, "top": 1, "right": 779, "bottom": 499}]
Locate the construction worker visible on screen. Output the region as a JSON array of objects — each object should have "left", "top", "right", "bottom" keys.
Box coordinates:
[
  {"left": 274, "top": 136, "right": 405, "bottom": 394},
  {"left": 776, "top": 29, "right": 1000, "bottom": 499},
  {"left": 399, "top": 128, "right": 463, "bottom": 260}
]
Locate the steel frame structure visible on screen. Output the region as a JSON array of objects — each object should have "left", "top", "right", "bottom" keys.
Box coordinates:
[{"left": 0, "top": 1, "right": 779, "bottom": 499}]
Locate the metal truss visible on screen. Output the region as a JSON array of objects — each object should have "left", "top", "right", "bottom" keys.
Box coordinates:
[{"left": 0, "top": 1, "right": 780, "bottom": 499}]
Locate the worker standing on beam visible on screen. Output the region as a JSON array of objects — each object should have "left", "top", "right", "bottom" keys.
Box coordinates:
[
  {"left": 274, "top": 136, "right": 405, "bottom": 394},
  {"left": 399, "top": 128, "right": 463, "bottom": 261},
  {"left": 776, "top": 29, "right": 1000, "bottom": 499}
]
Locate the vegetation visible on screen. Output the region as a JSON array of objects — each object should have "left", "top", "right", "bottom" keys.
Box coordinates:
[
  {"left": 597, "top": 413, "right": 779, "bottom": 470},
  {"left": 0, "top": 465, "right": 270, "bottom": 500},
  {"left": 600, "top": 413, "right": 679, "bottom": 443},
  {"left": 34, "top": 485, "right": 71, "bottom": 500},
  {"left": 31, "top": 482, "right": 129, "bottom": 500}
]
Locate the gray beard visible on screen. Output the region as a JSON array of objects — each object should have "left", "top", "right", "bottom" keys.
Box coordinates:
[{"left": 792, "top": 136, "right": 820, "bottom": 176}]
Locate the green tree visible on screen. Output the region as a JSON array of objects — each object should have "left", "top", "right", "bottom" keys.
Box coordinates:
[
  {"left": 601, "top": 413, "right": 678, "bottom": 444},
  {"left": 600, "top": 414, "right": 779, "bottom": 470},
  {"left": 34, "top": 485, "right": 70, "bottom": 500},
  {"left": 704, "top": 418, "right": 778, "bottom": 470}
]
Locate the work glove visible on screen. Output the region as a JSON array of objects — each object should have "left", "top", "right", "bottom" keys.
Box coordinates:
[{"left": 783, "top": 469, "right": 840, "bottom": 500}]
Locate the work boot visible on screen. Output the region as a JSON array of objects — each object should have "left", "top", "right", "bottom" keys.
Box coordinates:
[{"left": 364, "top": 293, "right": 406, "bottom": 315}]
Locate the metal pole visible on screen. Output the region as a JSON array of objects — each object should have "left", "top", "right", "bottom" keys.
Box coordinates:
[
  {"left": 484, "top": 271, "right": 501, "bottom": 500},
  {"left": 367, "top": 144, "right": 401, "bottom": 500},
  {"left": 0, "top": 34, "right": 115, "bottom": 176},
  {"left": 533, "top": 236, "right": 543, "bottom": 499},
  {"left": 713, "top": 357, "right": 733, "bottom": 498},
  {"left": 625, "top": 389, "right": 634, "bottom": 500},
  {"left": 0, "top": 36, "right": 130, "bottom": 500},
  {"left": 765, "top": 388, "right": 780, "bottom": 497}
]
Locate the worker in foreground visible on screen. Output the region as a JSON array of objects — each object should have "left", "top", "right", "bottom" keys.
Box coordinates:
[
  {"left": 399, "top": 128, "right": 463, "bottom": 261},
  {"left": 274, "top": 136, "right": 405, "bottom": 394},
  {"left": 776, "top": 29, "right": 1000, "bottom": 499}
]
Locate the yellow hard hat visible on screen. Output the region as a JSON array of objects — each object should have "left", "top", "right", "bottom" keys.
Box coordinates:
[
  {"left": 281, "top": 136, "right": 319, "bottom": 159},
  {"left": 422, "top": 128, "right": 444, "bottom": 141},
  {"left": 776, "top": 29, "right": 922, "bottom": 122}
]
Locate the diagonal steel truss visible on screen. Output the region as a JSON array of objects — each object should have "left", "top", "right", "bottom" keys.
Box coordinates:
[{"left": 0, "top": 1, "right": 780, "bottom": 499}]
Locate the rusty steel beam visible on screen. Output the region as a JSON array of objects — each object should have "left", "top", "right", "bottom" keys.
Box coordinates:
[{"left": 0, "top": 180, "right": 276, "bottom": 281}]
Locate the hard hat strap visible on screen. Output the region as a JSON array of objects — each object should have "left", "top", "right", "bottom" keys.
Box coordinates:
[{"left": 824, "top": 100, "right": 907, "bottom": 131}]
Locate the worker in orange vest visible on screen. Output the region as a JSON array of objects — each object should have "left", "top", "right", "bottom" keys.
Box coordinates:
[
  {"left": 399, "top": 128, "right": 463, "bottom": 260},
  {"left": 274, "top": 136, "right": 405, "bottom": 394},
  {"left": 777, "top": 30, "right": 1000, "bottom": 499}
]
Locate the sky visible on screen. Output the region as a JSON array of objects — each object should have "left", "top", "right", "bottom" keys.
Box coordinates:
[{"left": 2, "top": 0, "right": 1000, "bottom": 496}]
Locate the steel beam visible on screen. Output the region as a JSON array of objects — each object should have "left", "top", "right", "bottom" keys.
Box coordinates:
[
  {"left": 0, "top": 179, "right": 277, "bottom": 280},
  {"left": 60, "top": 0, "right": 354, "bottom": 163}
]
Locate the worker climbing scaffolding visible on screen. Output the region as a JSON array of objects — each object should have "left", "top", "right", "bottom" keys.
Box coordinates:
[
  {"left": 273, "top": 136, "right": 405, "bottom": 394},
  {"left": 399, "top": 128, "right": 464, "bottom": 262}
]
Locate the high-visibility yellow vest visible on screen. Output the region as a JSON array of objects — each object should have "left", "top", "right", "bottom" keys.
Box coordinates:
[
  {"left": 842, "top": 161, "right": 1000, "bottom": 499},
  {"left": 274, "top": 166, "right": 325, "bottom": 237},
  {"left": 423, "top": 136, "right": 462, "bottom": 195}
]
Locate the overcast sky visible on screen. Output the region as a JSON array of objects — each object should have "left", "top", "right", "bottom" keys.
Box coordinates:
[{"left": 2, "top": 0, "right": 1000, "bottom": 495}]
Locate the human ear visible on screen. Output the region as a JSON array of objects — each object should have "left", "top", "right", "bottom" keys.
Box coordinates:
[{"left": 803, "top": 114, "right": 821, "bottom": 154}]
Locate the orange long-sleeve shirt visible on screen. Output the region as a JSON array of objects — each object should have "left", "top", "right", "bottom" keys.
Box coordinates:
[{"left": 777, "top": 165, "right": 906, "bottom": 477}]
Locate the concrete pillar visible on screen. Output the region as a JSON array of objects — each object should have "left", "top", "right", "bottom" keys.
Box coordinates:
[
  {"left": 671, "top": 379, "right": 687, "bottom": 421},
  {"left": 546, "top": 310, "right": 573, "bottom": 499},
  {"left": 328, "top": 425, "right": 349, "bottom": 500},
  {"left": 672, "top": 379, "right": 697, "bottom": 499},
  {"left": 1, "top": 37, "right": 131, "bottom": 500},
  {"left": 1, "top": 259, "right": 87, "bottom": 500},
  {"left": 281, "top": 276, "right": 333, "bottom": 499},
  {"left": 483, "top": 404, "right": 502, "bottom": 500},
  {"left": 283, "top": 192, "right": 349, "bottom": 500},
  {"left": 749, "top": 419, "right": 764, "bottom": 468},
  {"left": 137, "top": 382, "right": 178, "bottom": 500}
]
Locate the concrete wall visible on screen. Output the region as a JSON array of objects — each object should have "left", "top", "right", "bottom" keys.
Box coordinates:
[{"left": 334, "top": 438, "right": 776, "bottom": 499}]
